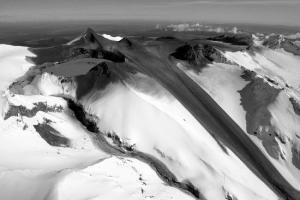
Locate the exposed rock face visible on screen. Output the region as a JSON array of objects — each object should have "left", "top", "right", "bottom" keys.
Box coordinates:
[
  {"left": 263, "top": 35, "right": 300, "bottom": 56},
  {"left": 71, "top": 47, "right": 91, "bottom": 58},
  {"left": 239, "top": 70, "right": 282, "bottom": 159},
  {"left": 171, "top": 44, "right": 227, "bottom": 66},
  {"left": 292, "top": 145, "right": 300, "bottom": 170},
  {"left": 99, "top": 50, "right": 125, "bottom": 62},
  {"left": 33, "top": 119, "right": 70, "bottom": 147},
  {"left": 4, "top": 102, "right": 63, "bottom": 120},
  {"left": 74, "top": 62, "right": 121, "bottom": 99},
  {"left": 208, "top": 33, "right": 253, "bottom": 46},
  {"left": 290, "top": 98, "right": 300, "bottom": 116},
  {"left": 262, "top": 35, "right": 283, "bottom": 49}
]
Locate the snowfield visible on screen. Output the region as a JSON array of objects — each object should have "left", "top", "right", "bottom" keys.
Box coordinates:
[
  {"left": 0, "top": 44, "right": 35, "bottom": 91},
  {"left": 219, "top": 45, "right": 300, "bottom": 189},
  {"left": 101, "top": 34, "right": 123, "bottom": 42},
  {"left": 0, "top": 44, "right": 197, "bottom": 200},
  {"left": 0, "top": 44, "right": 36, "bottom": 122},
  {"left": 0, "top": 92, "right": 107, "bottom": 200},
  {"left": 223, "top": 47, "right": 300, "bottom": 92},
  {"left": 177, "top": 58, "right": 300, "bottom": 190},
  {"left": 80, "top": 72, "right": 278, "bottom": 200},
  {"left": 55, "top": 156, "right": 195, "bottom": 200},
  {"left": 1, "top": 29, "right": 300, "bottom": 200},
  {"left": 177, "top": 62, "right": 248, "bottom": 132},
  {"left": 267, "top": 91, "right": 300, "bottom": 188}
]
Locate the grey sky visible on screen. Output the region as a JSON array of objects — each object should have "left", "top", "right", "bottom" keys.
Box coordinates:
[{"left": 1, "top": 0, "right": 300, "bottom": 26}]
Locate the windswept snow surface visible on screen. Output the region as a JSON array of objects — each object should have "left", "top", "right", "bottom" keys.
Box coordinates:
[{"left": 81, "top": 72, "right": 278, "bottom": 200}]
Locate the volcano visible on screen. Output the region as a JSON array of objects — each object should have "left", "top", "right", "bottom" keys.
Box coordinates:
[{"left": 0, "top": 28, "right": 300, "bottom": 200}]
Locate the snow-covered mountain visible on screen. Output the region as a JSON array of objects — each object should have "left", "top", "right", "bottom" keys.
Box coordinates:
[{"left": 1, "top": 28, "right": 300, "bottom": 200}]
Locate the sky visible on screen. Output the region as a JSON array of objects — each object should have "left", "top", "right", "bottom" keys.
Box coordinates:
[{"left": 1, "top": 0, "right": 300, "bottom": 26}]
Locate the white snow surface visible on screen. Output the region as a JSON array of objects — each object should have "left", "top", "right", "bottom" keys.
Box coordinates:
[
  {"left": 80, "top": 72, "right": 278, "bottom": 200},
  {"left": 0, "top": 91, "right": 193, "bottom": 200},
  {"left": 177, "top": 62, "right": 248, "bottom": 132},
  {"left": 221, "top": 46, "right": 300, "bottom": 189},
  {"left": 0, "top": 94, "right": 107, "bottom": 200},
  {"left": 3, "top": 43, "right": 299, "bottom": 200},
  {"left": 0, "top": 44, "right": 36, "bottom": 121},
  {"left": 0, "top": 44, "right": 197, "bottom": 200},
  {"left": 181, "top": 61, "right": 300, "bottom": 190},
  {"left": 267, "top": 91, "right": 300, "bottom": 188},
  {"left": 0, "top": 89, "right": 191, "bottom": 200},
  {"left": 30, "top": 72, "right": 77, "bottom": 98},
  {"left": 66, "top": 35, "right": 82, "bottom": 45},
  {"left": 101, "top": 34, "right": 123, "bottom": 41},
  {"left": 0, "top": 44, "right": 35, "bottom": 91},
  {"left": 56, "top": 156, "right": 194, "bottom": 200},
  {"left": 223, "top": 47, "right": 300, "bottom": 92}
]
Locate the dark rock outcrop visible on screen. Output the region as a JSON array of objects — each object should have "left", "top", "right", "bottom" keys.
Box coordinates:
[
  {"left": 34, "top": 120, "right": 70, "bottom": 147},
  {"left": 171, "top": 44, "right": 226, "bottom": 66},
  {"left": 5, "top": 102, "right": 63, "bottom": 120},
  {"left": 208, "top": 33, "right": 253, "bottom": 46},
  {"left": 289, "top": 98, "right": 300, "bottom": 116},
  {"left": 239, "top": 70, "right": 282, "bottom": 159},
  {"left": 263, "top": 35, "right": 300, "bottom": 56}
]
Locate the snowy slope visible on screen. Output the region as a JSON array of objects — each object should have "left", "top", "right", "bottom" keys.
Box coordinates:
[
  {"left": 0, "top": 91, "right": 194, "bottom": 200},
  {"left": 223, "top": 47, "right": 300, "bottom": 92},
  {"left": 177, "top": 62, "right": 248, "bottom": 132},
  {"left": 0, "top": 44, "right": 35, "bottom": 91},
  {"left": 56, "top": 157, "right": 195, "bottom": 200},
  {"left": 0, "top": 88, "right": 106, "bottom": 200},
  {"left": 0, "top": 44, "right": 195, "bottom": 200},
  {"left": 177, "top": 59, "right": 300, "bottom": 190},
  {"left": 17, "top": 62, "right": 279, "bottom": 199},
  {"left": 2, "top": 29, "right": 300, "bottom": 200},
  {"left": 78, "top": 72, "right": 278, "bottom": 200},
  {"left": 0, "top": 44, "right": 36, "bottom": 123},
  {"left": 219, "top": 43, "right": 300, "bottom": 188}
]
